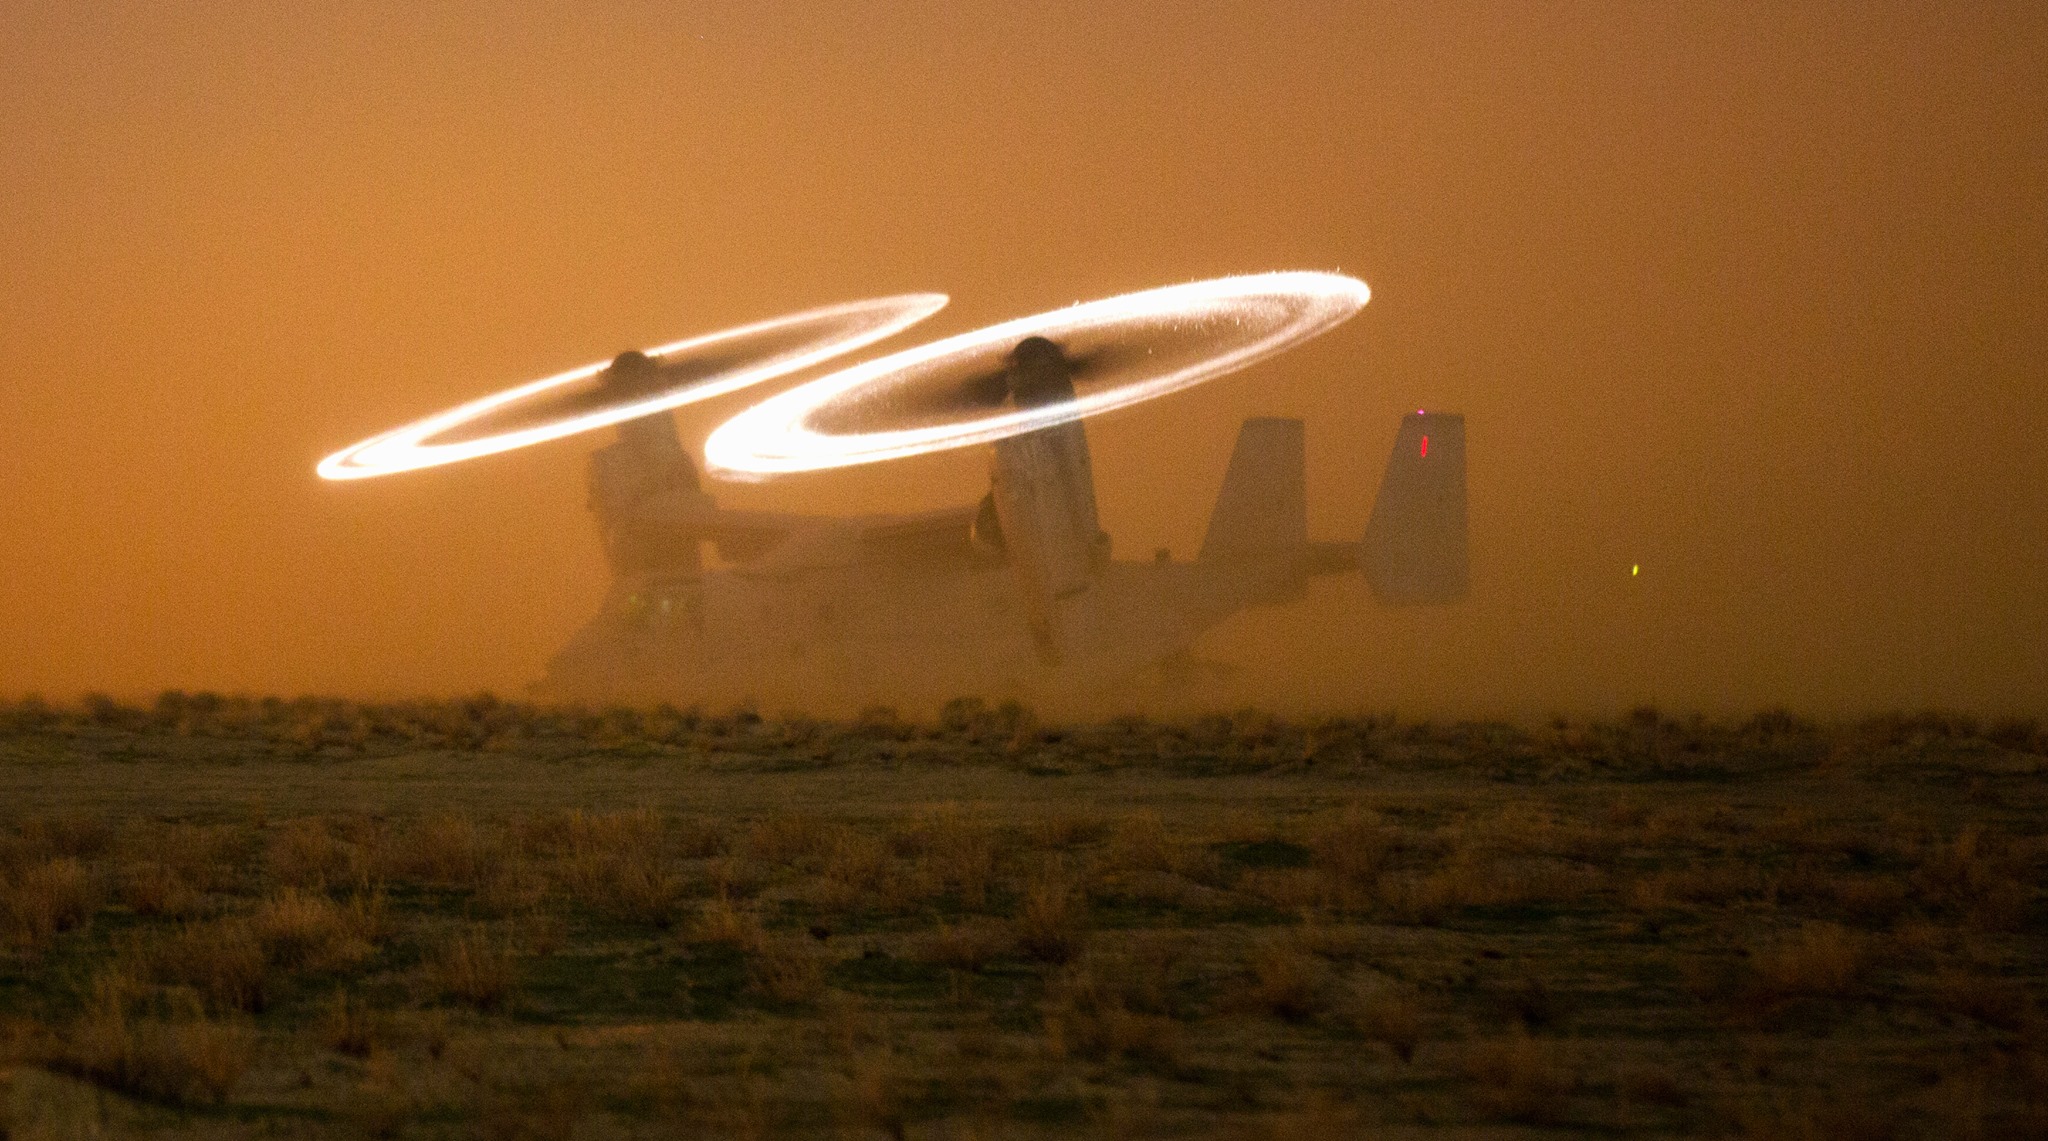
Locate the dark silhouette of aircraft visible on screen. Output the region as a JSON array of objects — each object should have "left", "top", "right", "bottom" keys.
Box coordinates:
[{"left": 542, "top": 340, "right": 1466, "bottom": 707}]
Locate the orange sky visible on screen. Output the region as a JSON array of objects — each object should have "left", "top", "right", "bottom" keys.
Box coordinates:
[{"left": 3, "top": 2, "right": 2043, "bottom": 716}]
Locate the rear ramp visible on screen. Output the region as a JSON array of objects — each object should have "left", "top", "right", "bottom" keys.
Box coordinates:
[{"left": 1361, "top": 412, "right": 1468, "bottom": 603}]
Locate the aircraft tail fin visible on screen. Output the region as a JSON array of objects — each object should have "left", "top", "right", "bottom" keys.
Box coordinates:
[
  {"left": 1200, "top": 417, "right": 1308, "bottom": 559},
  {"left": 1361, "top": 412, "right": 1468, "bottom": 603}
]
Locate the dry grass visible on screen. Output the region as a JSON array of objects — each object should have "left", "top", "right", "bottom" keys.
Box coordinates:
[
  {"left": 1736, "top": 1095, "right": 1901, "bottom": 1141},
  {"left": 1012, "top": 876, "right": 1087, "bottom": 965},
  {"left": 563, "top": 846, "right": 684, "bottom": 925},
  {"left": 478, "top": 855, "right": 549, "bottom": 914},
  {"left": 1307, "top": 802, "right": 1390, "bottom": 891},
  {"left": 3, "top": 698, "right": 2047, "bottom": 1135},
  {"left": 833, "top": 1050, "right": 910, "bottom": 1141},
  {"left": 561, "top": 806, "right": 668, "bottom": 860},
  {"left": 1652, "top": 864, "right": 1769, "bottom": 907},
  {"left": 11, "top": 812, "right": 112, "bottom": 863},
  {"left": 252, "top": 887, "right": 381, "bottom": 971},
  {"left": 815, "top": 827, "right": 897, "bottom": 909},
  {"left": 1746, "top": 923, "right": 1867, "bottom": 1002},
  {"left": 117, "top": 860, "right": 205, "bottom": 919},
  {"left": 1832, "top": 874, "right": 1914, "bottom": 926},
  {"left": 317, "top": 989, "right": 384, "bottom": 1057},
  {"left": 1928, "top": 968, "right": 2034, "bottom": 1031},
  {"left": 431, "top": 926, "right": 518, "bottom": 1010},
  {"left": 673, "top": 815, "right": 731, "bottom": 859},
  {"left": 54, "top": 980, "right": 255, "bottom": 1106},
  {"left": 1240, "top": 939, "right": 1330, "bottom": 1022},
  {"left": 473, "top": 1078, "right": 591, "bottom": 1141},
  {"left": 1025, "top": 812, "right": 1111, "bottom": 850},
  {"left": 140, "top": 918, "right": 270, "bottom": 1011},
  {"left": 1465, "top": 1031, "right": 1575, "bottom": 1124},
  {"left": 1, "top": 856, "right": 96, "bottom": 949},
  {"left": 748, "top": 936, "right": 825, "bottom": 1004},
  {"left": 267, "top": 816, "right": 373, "bottom": 891},
  {"left": 894, "top": 803, "right": 998, "bottom": 908},
  {"left": 915, "top": 919, "right": 1012, "bottom": 971},
  {"left": 1912, "top": 829, "right": 2036, "bottom": 932},
  {"left": 1238, "top": 866, "right": 1340, "bottom": 911},
  {"left": 1339, "top": 980, "right": 1426, "bottom": 1062},
  {"left": 743, "top": 813, "right": 836, "bottom": 868},
  {"left": 1619, "top": 1063, "right": 1689, "bottom": 1109},
  {"left": 1105, "top": 811, "right": 1177, "bottom": 876},
  {"left": 1373, "top": 868, "right": 1466, "bottom": 926},
  {"left": 119, "top": 887, "right": 387, "bottom": 1011},
  {"left": 705, "top": 854, "right": 767, "bottom": 900},
  {"left": 524, "top": 808, "right": 688, "bottom": 925},
  {"left": 395, "top": 813, "right": 488, "bottom": 886},
  {"left": 1043, "top": 963, "right": 1182, "bottom": 1066},
  {"left": 689, "top": 895, "right": 766, "bottom": 951},
  {"left": 351, "top": 1049, "right": 419, "bottom": 1138}
]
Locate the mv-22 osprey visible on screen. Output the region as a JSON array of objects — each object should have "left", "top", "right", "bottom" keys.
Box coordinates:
[{"left": 540, "top": 339, "right": 1468, "bottom": 707}]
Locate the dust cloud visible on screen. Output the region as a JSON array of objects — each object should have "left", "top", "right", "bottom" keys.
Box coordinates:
[{"left": 2, "top": 3, "right": 2042, "bottom": 717}]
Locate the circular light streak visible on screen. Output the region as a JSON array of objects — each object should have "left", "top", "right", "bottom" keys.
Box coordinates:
[
  {"left": 316, "top": 293, "right": 948, "bottom": 480},
  {"left": 702, "top": 271, "right": 1369, "bottom": 479}
]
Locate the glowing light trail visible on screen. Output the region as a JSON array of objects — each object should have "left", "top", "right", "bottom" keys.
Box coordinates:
[
  {"left": 703, "top": 272, "right": 1369, "bottom": 478},
  {"left": 317, "top": 294, "right": 948, "bottom": 480}
]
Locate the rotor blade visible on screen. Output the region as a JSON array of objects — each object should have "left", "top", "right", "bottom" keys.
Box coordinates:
[
  {"left": 644, "top": 349, "right": 757, "bottom": 391},
  {"left": 955, "top": 365, "right": 1013, "bottom": 409},
  {"left": 803, "top": 358, "right": 1012, "bottom": 435},
  {"left": 1063, "top": 339, "right": 1158, "bottom": 382},
  {"left": 891, "top": 363, "right": 1015, "bottom": 416},
  {"left": 429, "top": 351, "right": 755, "bottom": 444}
]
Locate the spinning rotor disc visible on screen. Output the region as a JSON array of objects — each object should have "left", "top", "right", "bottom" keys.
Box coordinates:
[
  {"left": 702, "top": 272, "right": 1369, "bottom": 479},
  {"left": 316, "top": 293, "right": 948, "bottom": 480}
]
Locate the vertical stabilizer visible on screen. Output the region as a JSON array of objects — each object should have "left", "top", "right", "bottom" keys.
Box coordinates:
[
  {"left": 1361, "top": 412, "right": 1468, "bottom": 604},
  {"left": 1200, "top": 418, "right": 1308, "bottom": 559}
]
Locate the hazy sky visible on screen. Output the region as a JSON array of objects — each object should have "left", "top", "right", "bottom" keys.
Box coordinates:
[{"left": 3, "top": 2, "right": 2043, "bottom": 716}]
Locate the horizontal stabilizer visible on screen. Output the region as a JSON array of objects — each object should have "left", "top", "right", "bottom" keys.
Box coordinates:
[
  {"left": 1362, "top": 412, "right": 1467, "bottom": 604},
  {"left": 1200, "top": 418, "right": 1307, "bottom": 559}
]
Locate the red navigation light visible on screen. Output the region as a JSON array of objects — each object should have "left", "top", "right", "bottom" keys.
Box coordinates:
[{"left": 1420, "top": 435, "right": 1429, "bottom": 458}]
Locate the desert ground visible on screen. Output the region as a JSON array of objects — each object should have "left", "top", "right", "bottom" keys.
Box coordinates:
[{"left": 2, "top": 694, "right": 2045, "bottom": 1138}]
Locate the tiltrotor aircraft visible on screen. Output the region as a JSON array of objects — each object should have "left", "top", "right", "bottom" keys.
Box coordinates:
[{"left": 541, "top": 341, "right": 1467, "bottom": 707}]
